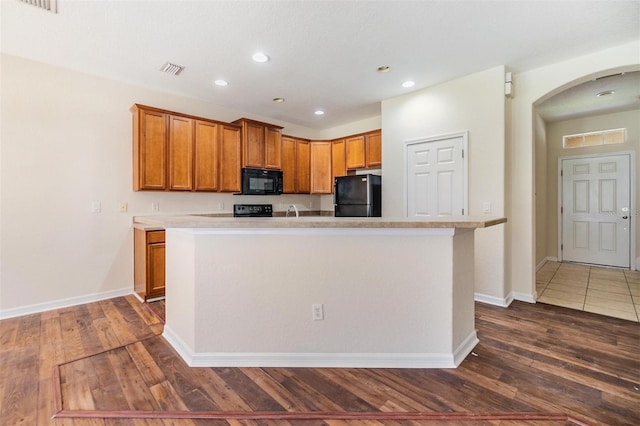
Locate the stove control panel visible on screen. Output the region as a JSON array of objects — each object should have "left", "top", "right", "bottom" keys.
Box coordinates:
[{"left": 233, "top": 204, "right": 273, "bottom": 217}]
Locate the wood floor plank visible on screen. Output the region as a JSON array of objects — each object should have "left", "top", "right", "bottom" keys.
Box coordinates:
[
  {"left": 3, "top": 296, "right": 638, "bottom": 425},
  {"left": 0, "top": 313, "right": 41, "bottom": 425},
  {"left": 126, "top": 340, "right": 167, "bottom": 388},
  {"left": 214, "top": 367, "right": 287, "bottom": 412}
]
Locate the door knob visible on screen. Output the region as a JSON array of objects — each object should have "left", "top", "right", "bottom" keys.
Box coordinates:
[{"left": 622, "top": 215, "right": 628, "bottom": 219}]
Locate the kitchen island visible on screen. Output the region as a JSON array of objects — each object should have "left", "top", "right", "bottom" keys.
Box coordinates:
[{"left": 133, "top": 215, "right": 506, "bottom": 368}]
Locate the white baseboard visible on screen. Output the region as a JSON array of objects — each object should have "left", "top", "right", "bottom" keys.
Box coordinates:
[
  {"left": 537, "top": 257, "right": 558, "bottom": 271},
  {"left": 512, "top": 291, "right": 536, "bottom": 303},
  {"left": 0, "top": 287, "right": 132, "bottom": 320},
  {"left": 162, "top": 326, "right": 478, "bottom": 369},
  {"left": 474, "top": 292, "right": 513, "bottom": 307}
]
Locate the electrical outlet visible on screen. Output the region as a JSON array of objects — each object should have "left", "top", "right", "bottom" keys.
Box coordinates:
[
  {"left": 312, "top": 303, "right": 324, "bottom": 321},
  {"left": 119, "top": 202, "right": 128, "bottom": 213},
  {"left": 151, "top": 202, "right": 159, "bottom": 212},
  {"left": 218, "top": 202, "right": 224, "bottom": 210}
]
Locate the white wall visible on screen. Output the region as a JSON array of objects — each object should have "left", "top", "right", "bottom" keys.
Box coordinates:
[
  {"left": 535, "top": 112, "right": 548, "bottom": 267},
  {"left": 510, "top": 41, "right": 640, "bottom": 298},
  {"left": 381, "top": 66, "right": 508, "bottom": 304},
  {"left": 543, "top": 109, "right": 640, "bottom": 261},
  {"left": 0, "top": 54, "right": 327, "bottom": 315}
]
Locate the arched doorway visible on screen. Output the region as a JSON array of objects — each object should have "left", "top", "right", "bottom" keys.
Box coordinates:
[{"left": 532, "top": 69, "right": 639, "bottom": 321}]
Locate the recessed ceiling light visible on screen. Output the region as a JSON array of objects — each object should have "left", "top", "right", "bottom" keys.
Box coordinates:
[
  {"left": 314, "top": 110, "right": 325, "bottom": 116},
  {"left": 402, "top": 80, "right": 415, "bottom": 88},
  {"left": 377, "top": 65, "right": 391, "bottom": 73},
  {"left": 273, "top": 97, "right": 285, "bottom": 103},
  {"left": 596, "top": 90, "right": 615, "bottom": 97},
  {"left": 252, "top": 52, "right": 270, "bottom": 63},
  {"left": 214, "top": 79, "right": 228, "bottom": 87}
]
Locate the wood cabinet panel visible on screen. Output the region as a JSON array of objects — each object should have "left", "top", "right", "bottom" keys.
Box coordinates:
[
  {"left": 281, "top": 136, "right": 296, "bottom": 193},
  {"left": 332, "top": 139, "right": 347, "bottom": 183},
  {"left": 234, "top": 118, "right": 283, "bottom": 170},
  {"left": 194, "top": 120, "right": 219, "bottom": 191},
  {"left": 219, "top": 124, "right": 242, "bottom": 192},
  {"left": 265, "top": 127, "right": 282, "bottom": 169},
  {"left": 296, "top": 139, "right": 311, "bottom": 193},
  {"left": 134, "top": 228, "right": 165, "bottom": 301},
  {"left": 168, "top": 115, "right": 194, "bottom": 191},
  {"left": 365, "top": 131, "right": 382, "bottom": 168},
  {"left": 346, "top": 135, "right": 366, "bottom": 170},
  {"left": 242, "top": 121, "right": 265, "bottom": 168},
  {"left": 310, "top": 141, "right": 332, "bottom": 194},
  {"left": 132, "top": 106, "right": 167, "bottom": 190},
  {"left": 282, "top": 136, "right": 310, "bottom": 194}
]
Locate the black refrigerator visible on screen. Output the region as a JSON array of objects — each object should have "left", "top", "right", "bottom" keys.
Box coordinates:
[{"left": 334, "top": 174, "right": 382, "bottom": 217}]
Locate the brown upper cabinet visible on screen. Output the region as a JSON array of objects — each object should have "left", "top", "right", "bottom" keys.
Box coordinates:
[
  {"left": 310, "top": 141, "right": 333, "bottom": 194},
  {"left": 344, "top": 130, "right": 381, "bottom": 171},
  {"left": 218, "top": 124, "right": 242, "bottom": 193},
  {"left": 168, "top": 115, "right": 194, "bottom": 191},
  {"left": 132, "top": 105, "right": 167, "bottom": 190},
  {"left": 233, "top": 118, "right": 283, "bottom": 170},
  {"left": 282, "top": 136, "right": 310, "bottom": 194},
  {"left": 365, "top": 131, "right": 382, "bottom": 168},
  {"left": 131, "top": 104, "right": 241, "bottom": 192},
  {"left": 332, "top": 139, "right": 347, "bottom": 181},
  {"left": 345, "top": 135, "right": 366, "bottom": 170}
]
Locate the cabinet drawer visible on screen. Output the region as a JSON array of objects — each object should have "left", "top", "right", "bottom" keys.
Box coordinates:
[{"left": 147, "top": 230, "right": 165, "bottom": 244}]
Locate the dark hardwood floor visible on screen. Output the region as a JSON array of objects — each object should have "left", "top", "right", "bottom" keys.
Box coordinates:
[{"left": 0, "top": 295, "right": 638, "bottom": 425}]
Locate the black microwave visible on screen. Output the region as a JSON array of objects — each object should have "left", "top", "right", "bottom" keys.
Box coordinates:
[{"left": 239, "top": 168, "right": 283, "bottom": 195}]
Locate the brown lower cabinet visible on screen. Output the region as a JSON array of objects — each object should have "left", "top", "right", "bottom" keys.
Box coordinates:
[{"left": 134, "top": 228, "right": 165, "bottom": 300}]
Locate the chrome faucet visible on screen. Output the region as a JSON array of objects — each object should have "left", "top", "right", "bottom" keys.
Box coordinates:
[{"left": 285, "top": 204, "right": 299, "bottom": 218}]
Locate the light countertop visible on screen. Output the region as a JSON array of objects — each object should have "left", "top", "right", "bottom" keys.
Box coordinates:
[{"left": 133, "top": 214, "right": 506, "bottom": 229}]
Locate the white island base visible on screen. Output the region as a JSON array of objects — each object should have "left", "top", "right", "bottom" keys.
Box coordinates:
[{"left": 149, "top": 217, "right": 505, "bottom": 369}]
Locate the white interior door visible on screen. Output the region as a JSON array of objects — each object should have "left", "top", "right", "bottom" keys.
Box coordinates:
[
  {"left": 406, "top": 133, "right": 467, "bottom": 218},
  {"left": 561, "top": 154, "right": 631, "bottom": 268}
]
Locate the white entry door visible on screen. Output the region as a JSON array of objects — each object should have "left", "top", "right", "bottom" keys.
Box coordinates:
[
  {"left": 405, "top": 133, "right": 467, "bottom": 218},
  {"left": 561, "top": 154, "right": 631, "bottom": 268}
]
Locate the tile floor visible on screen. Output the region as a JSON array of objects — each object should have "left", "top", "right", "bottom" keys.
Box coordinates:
[{"left": 537, "top": 261, "right": 640, "bottom": 322}]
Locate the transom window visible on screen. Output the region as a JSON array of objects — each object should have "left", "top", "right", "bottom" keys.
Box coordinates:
[{"left": 563, "top": 128, "right": 626, "bottom": 149}]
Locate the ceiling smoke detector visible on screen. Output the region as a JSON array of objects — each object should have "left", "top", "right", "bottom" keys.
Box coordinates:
[
  {"left": 160, "top": 62, "right": 185, "bottom": 76},
  {"left": 17, "top": 0, "right": 57, "bottom": 13}
]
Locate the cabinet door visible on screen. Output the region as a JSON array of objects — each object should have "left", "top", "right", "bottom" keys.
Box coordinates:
[
  {"left": 168, "top": 115, "right": 194, "bottom": 191},
  {"left": 346, "top": 135, "right": 366, "bottom": 170},
  {"left": 242, "top": 121, "right": 265, "bottom": 168},
  {"left": 332, "top": 139, "right": 347, "bottom": 183},
  {"left": 310, "top": 141, "right": 332, "bottom": 194},
  {"left": 133, "top": 108, "right": 167, "bottom": 190},
  {"left": 147, "top": 241, "right": 166, "bottom": 299},
  {"left": 194, "top": 120, "right": 219, "bottom": 191},
  {"left": 365, "top": 131, "right": 382, "bottom": 168},
  {"left": 281, "top": 136, "right": 296, "bottom": 193},
  {"left": 219, "top": 124, "right": 242, "bottom": 192},
  {"left": 296, "top": 139, "right": 311, "bottom": 193},
  {"left": 264, "top": 126, "right": 282, "bottom": 169}
]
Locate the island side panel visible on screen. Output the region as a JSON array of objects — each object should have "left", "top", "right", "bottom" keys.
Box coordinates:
[
  {"left": 451, "top": 228, "right": 478, "bottom": 364},
  {"left": 163, "top": 229, "right": 197, "bottom": 361},
  {"left": 163, "top": 227, "right": 479, "bottom": 367}
]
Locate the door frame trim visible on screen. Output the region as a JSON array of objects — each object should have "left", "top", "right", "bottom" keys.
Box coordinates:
[
  {"left": 403, "top": 131, "right": 469, "bottom": 218},
  {"left": 557, "top": 150, "right": 636, "bottom": 270}
]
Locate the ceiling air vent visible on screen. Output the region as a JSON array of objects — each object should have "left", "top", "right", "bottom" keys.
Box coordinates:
[
  {"left": 160, "top": 62, "right": 185, "bottom": 76},
  {"left": 17, "top": 0, "right": 57, "bottom": 13}
]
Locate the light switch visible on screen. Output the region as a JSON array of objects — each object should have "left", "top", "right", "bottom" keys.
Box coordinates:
[
  {"left": 482, "top": 202, "right": 491, "bottom": 213},
  {"left": 119, "top": 202, "right": 128, "bottom": 213},
  {"left": 91, "top": 201, "right": 101, "bottom": 213}
]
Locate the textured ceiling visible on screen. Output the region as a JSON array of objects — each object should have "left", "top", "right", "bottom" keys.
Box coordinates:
[{"left": 2, "top": 0, "right": 639, "bottom": 129}]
